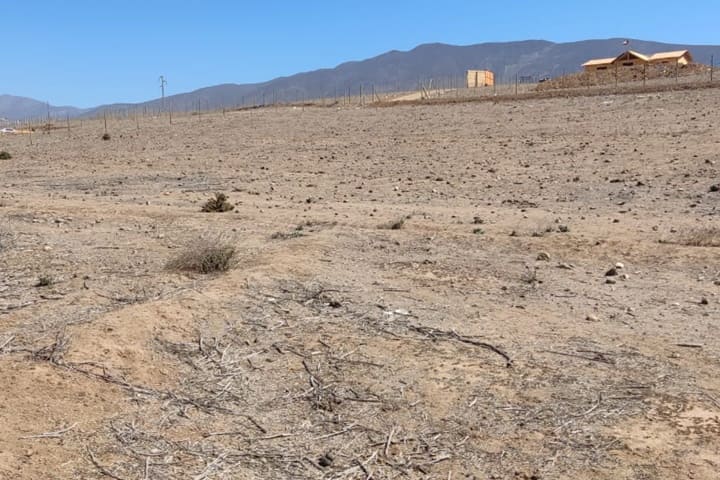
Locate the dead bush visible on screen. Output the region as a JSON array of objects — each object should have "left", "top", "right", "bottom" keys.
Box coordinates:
[
  {"left": 167, "top": 234, "right": 237, "bottom": 274},
  {"left": 379, "top": 215, "right": 410, "bottom": 230},
  {"left": 35, "top": 275, "right": 54, "bottom": 287},
  {"left": 201, "top": 192, "right": 235, "bottom": 213},
  {"left": 271, "top": 226, "right": 305, "bottom": 240},
  {"left": 674, "top": 227, "right": 720, "bottom": 247},
  {"left": 0, "top": 223, "right": 14, "bottom": 252}
]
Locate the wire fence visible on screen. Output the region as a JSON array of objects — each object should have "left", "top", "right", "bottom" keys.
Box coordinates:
[{"left": 5, "top": 57, "right": 719, "bottom": 132}]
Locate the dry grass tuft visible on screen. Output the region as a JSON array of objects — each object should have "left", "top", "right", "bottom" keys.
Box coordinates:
[
  {"left": 201, "top": 192, "right": 235, "bottom": 213},
  {"left": 167, "top": 233, "right": 237, "bottom": 274}
]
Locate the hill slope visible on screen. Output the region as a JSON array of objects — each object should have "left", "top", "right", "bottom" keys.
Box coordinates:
[
  {"left": 85, "top": 38, "right": 720, "bottom": 114},
  {"left": 3, "top": 38, "right": 719, "bottom": 119},
  {"left": 0, "top": 95, "right": 88, "bottom": 122}
]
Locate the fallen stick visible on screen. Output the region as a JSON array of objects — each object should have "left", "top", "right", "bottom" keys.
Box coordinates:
[
  {"left": 87, "top": 448, "right": 127, "bottom": 480},
  {"left": 20, "top": 423, "right": 77, "bottom": 440},
  {"left": 407, "top": 324, "right": 513, "bottom": 367},
  {"left": 0, "top": 335, "right": 14, "bottom": 351},
  {"left": 312, "top": 422, "right": 358, "bottom": 440}
]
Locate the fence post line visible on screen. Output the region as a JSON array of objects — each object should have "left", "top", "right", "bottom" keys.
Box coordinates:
[
  {"left": 711, "top": 55, "right": 714, "bottom": 82},
  {"left": 614, "top": 63, "right": 618, "bottom": 90}
]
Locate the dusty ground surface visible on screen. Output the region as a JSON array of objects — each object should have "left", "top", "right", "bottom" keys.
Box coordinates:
[{"left": 1, "top": 88, "right": 719, "bottom": 479}]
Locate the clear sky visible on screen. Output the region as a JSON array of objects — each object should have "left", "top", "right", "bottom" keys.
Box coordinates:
[{"left": 3, "top": 0, "right": 719, "bottom": 107}]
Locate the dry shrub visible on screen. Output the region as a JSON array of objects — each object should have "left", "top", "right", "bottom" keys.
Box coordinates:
[
  {"left": 677, "top": 227, "right": 720, "bottom": 247},
  {"left": 0, "top": 151, "right": 12, "bottom": 160},
  {"left": 35, "top": 275, "right": 54, "bottom": 287},
  {"left": 101, "top": 133, "right": 111, "bottom": 141},
  {"left": 167, "top": 233, "right": 237, "bottom": 274},
  {"left": 379, "top": 215, "right": 410, "bottom": 230},
  {"left": 0, "top": 223, "right": 14, "bottom": 252},
  {"left": 201, "top": 192, "right": 235, "bottom": 213}
]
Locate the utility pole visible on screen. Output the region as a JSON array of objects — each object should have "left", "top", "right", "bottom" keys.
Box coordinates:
[{"left": 159, "top": 75, "right": 167, "bottom": 112}]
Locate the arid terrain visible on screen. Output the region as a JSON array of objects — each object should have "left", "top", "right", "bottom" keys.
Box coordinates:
[{"left": 1, "top": 88, "right": 719, "bottom": 479}]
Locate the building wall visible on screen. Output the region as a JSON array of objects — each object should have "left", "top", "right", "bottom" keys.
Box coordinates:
[
  {"left": 466, "top": 70, "right": 494, "bottom": 88},
  {"left": 584, "top": 64, "right": 613, "bottom": 72}
]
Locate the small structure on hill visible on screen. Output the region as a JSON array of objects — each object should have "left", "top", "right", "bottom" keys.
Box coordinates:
[
  {"left": 648, "top": 50, "right": 693, "bottom": 65},
  {"left": 582, "top": 49, "right": 693, "bottom": 72},
  {"left": 466, "top": 70, "right": 495, "bottom": 87}
]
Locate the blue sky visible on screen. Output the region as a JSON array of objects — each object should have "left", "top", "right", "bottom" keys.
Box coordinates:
[{"left": 3, "top": 0, "right": 719, "bottom": 107}]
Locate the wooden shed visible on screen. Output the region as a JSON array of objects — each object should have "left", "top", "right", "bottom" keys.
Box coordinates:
[{"left": 466, "top": 70, "right": 494, "bottom": 88}]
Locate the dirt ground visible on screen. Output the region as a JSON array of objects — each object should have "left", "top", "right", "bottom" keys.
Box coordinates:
[{"left": 1, "top": 88, "right": 719, "bottom": 479}]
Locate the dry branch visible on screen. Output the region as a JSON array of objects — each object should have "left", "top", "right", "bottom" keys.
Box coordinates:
[{"left": 407, "top": 324, "right": 513, "bottom": 367}]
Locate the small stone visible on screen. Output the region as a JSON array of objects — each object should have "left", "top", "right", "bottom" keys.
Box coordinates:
[
  {"left": 621, "top": 274, "right": 630, "bottom": 280},
  {"left": 536, "top": 252, "right": 550, "bottom": 261},
  {"left": 606, "top": 278, "right": 617, "bottom": 284},
  {"left": 586, "top": 314, "right": 599, "bottom": 322},
  {"left": 700, "top": 297, "right": 709, "bottom": 305},
  {"left": 709, "top": 184, "right": 719, "bottom": 192},
  {"left": 605, "top": 267, "right": 618, "bottom": 277},
  {"left": 557, "top": 262, "right": 574, "bottom": 270},
  {"left": 42, "top": 245, "right": 52, "bottom": 251},
  {"left": 615, "top": 262, "right": 625, "bottom": 270},
  {"left": 558, "top": 224, "right": 570, "bottom": 233}
]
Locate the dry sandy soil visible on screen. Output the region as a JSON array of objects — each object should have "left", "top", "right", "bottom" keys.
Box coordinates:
[{"left": 1, "top": 88, "right": 719, "bottom": 479}]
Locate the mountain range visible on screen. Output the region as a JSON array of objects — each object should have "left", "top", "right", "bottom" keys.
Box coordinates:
[{"left": 2, "top": 38, "right": 718, "bottom": 121}]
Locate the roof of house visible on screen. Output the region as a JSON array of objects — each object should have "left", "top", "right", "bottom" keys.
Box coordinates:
[
  {"left": 583, "top": 50, "right": 650, "bottom": 67},
  {"left": 618, "top": 50, "right": 650, "bottom": 62},
  {"left": 582, "top": 57, "right": 616, "bottom": 67},
  {"left": 649, "top": 50, "right": 691, "bottom": 61},
  {"left": 583, "top": 49, "right": 693, "bottom": 68}
]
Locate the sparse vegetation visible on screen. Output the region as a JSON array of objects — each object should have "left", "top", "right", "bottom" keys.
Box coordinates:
[
  {"left": 35, "top": 275, "right": 54, "bottom": 287},
  {"left": 673, "top": 227, "right": 720, "bottom": 247},
  {"left": 379, "top": 215, "right": 410, "bottom": 230},
  {"left": 101, "top": 133, "right": 111, "bottom": 141},
  {"left": 167, "top": 234, "right": 237, "bottom": 273},
  {"left": 521, "top": 265, "right": 540, "bottom": 285},
  {"left": 271, "top": 226, "right": 305, "bottom": 240},
  {"left": 0, "top": 151, "right": 12, "bottom": 160},
  {"left": 201, "top": 192, "right": 235, "bottom": 213},
  {"left": 0, "top": 224, "right": 13, "bottom": 251}
]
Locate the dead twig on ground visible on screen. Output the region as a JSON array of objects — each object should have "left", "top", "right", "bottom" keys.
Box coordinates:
[
  {"left": 407, "top": 324, "right": 513, "bottom": 367},
  {"left": 543, "top": 349, "right": 615, "bottom": 365},
  {"left": 87, "top": 448, "right": 127, "bottom": 480},
  {"left": 20, "top": 423, "right": 78, "bottom": 439}
]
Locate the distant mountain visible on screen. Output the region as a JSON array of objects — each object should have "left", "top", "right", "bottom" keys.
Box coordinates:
[
  {"left": 4, "top": 38, "right": 719, "bottom": 120},
  {"left": 0, "top": 95, "right": 88, "bottom": 122},
  {"left": 84, "top": 38, "right": 720, "bottom": 115}
]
